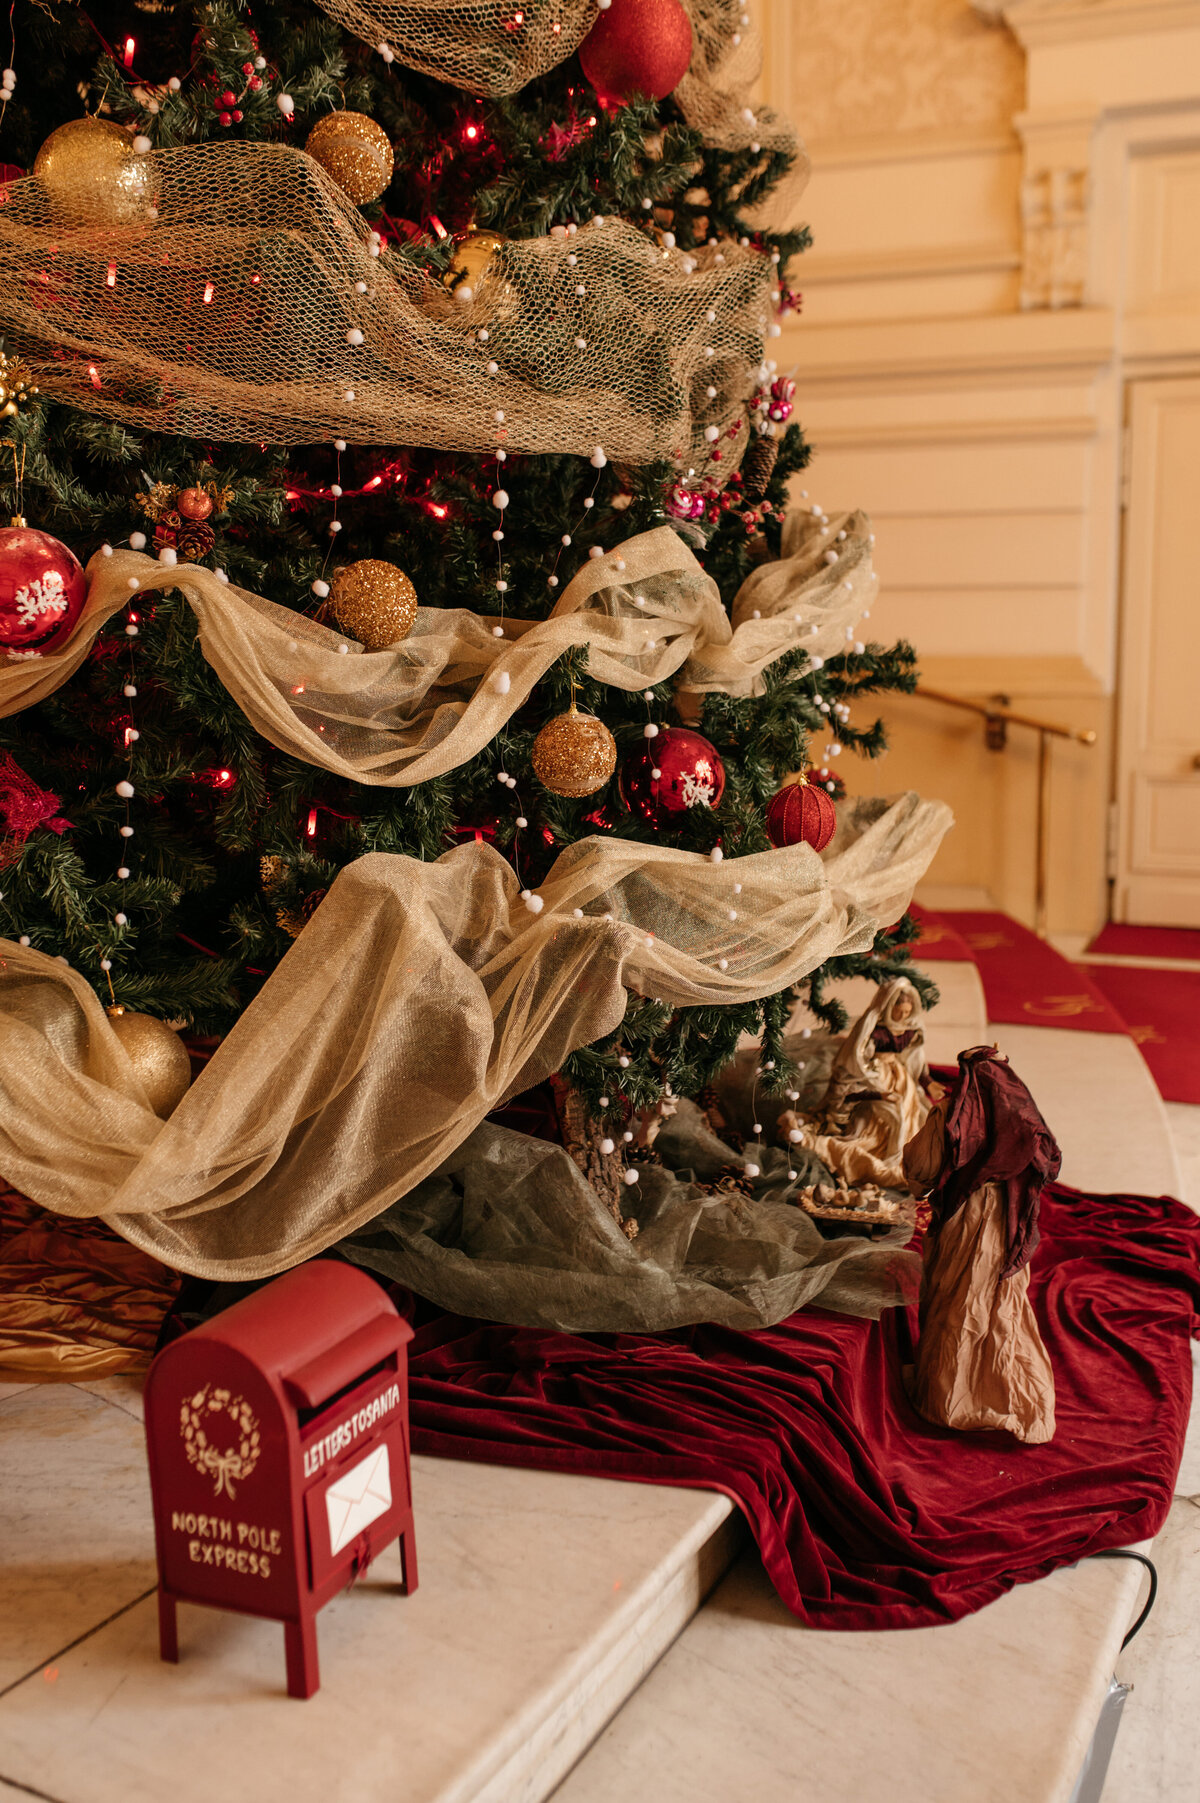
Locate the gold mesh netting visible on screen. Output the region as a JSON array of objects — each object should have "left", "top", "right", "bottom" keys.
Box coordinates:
[
  {"left": 0, "top": 141, "right": 774, "bottom": 465},
  {"left": 316, "top": 0, "right": 810, "bottom": 226},
  {"left": 0, "top": 510, "right": 875, "bottom": 783},
  {"left": 0, "top": 791, "right": 950, "bottom": 1314},
  {"left": 316, "top": 0, "right": 798, "bottom": 159}
]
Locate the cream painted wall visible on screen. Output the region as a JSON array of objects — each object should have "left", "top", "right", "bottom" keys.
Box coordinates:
[{"left": 754, "top": 0, "right": 1200, "bottom": 935}]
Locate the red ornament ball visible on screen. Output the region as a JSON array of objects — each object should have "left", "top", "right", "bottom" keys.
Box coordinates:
[
  {"left": 177, "top": 486, "right": 214, "bottom": 521},
  {"left": 766, "top": 778, "right": 837, "bottom": 854},
  {"left": 620, "top": 727, "right": 725, "bottom": 825},
  {"left": 579, "top": 0, "right": 694, "bottom": 104},
  {"left": 0, "top": 525, "right": 86, "bottom": 657}
]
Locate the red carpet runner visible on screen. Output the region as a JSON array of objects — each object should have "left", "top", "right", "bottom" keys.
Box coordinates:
[
  {"left": 409, "top": 1182, "right": 1200, "bottom": 1631},
  {"left": 935, "top": 910, "right": 1126, "bottom": 1032},
  {"left": 1085, "top": 965, "right": 1200, "bottom": 1106},
  {"left": 1087, "top": 924, "right": 1200, "bottom": 962}
]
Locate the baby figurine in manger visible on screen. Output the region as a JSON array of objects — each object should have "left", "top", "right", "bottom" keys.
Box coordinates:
[{"left": 778, "top": 976, "right": 939, "bottom": 1192}]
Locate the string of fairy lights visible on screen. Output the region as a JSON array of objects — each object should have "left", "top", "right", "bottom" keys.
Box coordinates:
[{"left": 1, "top": 1, "right": 876, "bottom": 1180}]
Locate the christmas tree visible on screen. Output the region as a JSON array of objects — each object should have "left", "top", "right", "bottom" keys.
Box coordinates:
[{"left": 0, "top": 0, "right": 949, "bottom": 1316}]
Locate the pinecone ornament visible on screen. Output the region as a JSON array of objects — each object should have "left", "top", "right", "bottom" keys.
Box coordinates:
[
  {"left": 740, "top": 435, "right": 779, "bottom": 502},
  {"left": 174, "top": 519, "right": 216, "bottom": 562}
]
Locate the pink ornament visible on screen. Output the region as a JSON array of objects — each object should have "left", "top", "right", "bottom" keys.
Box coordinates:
[
  {"left": 0, "top": 525, "right": 86, "bottom": 656},
  {"left": 767, "top": 377, "right": 796, "bottom": 424},
  {"left": 666, "top": 482, "right": 709, "bottom": 521},
  {"left": 620, "top": 727, "right": 726, "bottom": 824}
]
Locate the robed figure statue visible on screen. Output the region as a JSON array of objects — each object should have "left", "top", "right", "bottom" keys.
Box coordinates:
[{"left": 902, "top": 1046, "right": 1060, "bottom": 1445}]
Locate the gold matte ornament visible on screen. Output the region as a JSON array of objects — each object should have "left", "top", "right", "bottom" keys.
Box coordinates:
[
  {"left": 532, "top": 707, "right": 617, "bottom": 798},
  {"left": 33, "top": 118, "right": 152, "bottom": 227},
  {"left": 106, "top": 1008, "right": 193, "bottom": 1119},
  {"left": 304, "top": 110, "right": 394, "bottom": 207},
  {"left": 329, "top": 559, "right": 418, "bottom": 650},
  {"left": 443, "top": 230, "right": 506, "bottom": 300}
]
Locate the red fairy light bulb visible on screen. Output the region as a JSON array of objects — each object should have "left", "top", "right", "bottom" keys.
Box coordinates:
[{"left": 765, "top": 776, "right": 837, "bottom": 854}]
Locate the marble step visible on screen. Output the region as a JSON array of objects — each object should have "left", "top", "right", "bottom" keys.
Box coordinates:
[
  {"left": 554, "top": 1003, "right": 1183, "bottom": 1803},
  {"left": 0, "top": 1373, "right": 743, "bottom": 1803},
  {"left": 552, "top": 1546, "right": 1147, "bottom": 1803}
]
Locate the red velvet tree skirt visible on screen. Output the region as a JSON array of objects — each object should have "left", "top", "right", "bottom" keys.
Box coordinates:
[{"left": 409, "top": 1183, "right": 1200, "bottom": 1630}]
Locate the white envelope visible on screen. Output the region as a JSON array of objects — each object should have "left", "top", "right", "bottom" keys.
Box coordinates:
[{"left": 325, "top": 1443, "right": 392, "bottom": 1556}]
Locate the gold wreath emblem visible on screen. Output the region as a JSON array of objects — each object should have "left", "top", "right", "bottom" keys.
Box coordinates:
[{"left": 180, "top": 1384, "right": 261, "bottom": 1498}]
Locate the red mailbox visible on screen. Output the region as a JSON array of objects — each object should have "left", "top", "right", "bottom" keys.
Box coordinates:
[{"left": 144, "top": 1260, "right": 417, "bottom": 1698}]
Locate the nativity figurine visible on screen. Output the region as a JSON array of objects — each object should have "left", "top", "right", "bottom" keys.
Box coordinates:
[
  {"left": 777, "top": 976, "right": 935, "bottom": 1190},
  {"left": 902, "top": 1044, "right": 1059, "bottom": 1445}
]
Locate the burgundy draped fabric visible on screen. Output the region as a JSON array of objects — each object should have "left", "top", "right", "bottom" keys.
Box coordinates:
[
  {"left": 932, "top": 1046, "right": 1062, "bottom": 1278},
  {"left": 408, "top": 1182, "right": 1200, "bottom": 1630}
]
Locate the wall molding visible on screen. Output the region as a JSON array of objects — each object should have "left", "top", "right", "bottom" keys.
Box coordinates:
[
  {"left": 784, "top": 306, "right": 1116, "bottom": 384},
  {"left": 803, "top": 123, "right": 1018, "bottom": 169},
  {"left": 799, "top": 240, "right": 1021, "bottom": 287},
  {"left": 808, "top": 414, "right": 1099, "bottom": 449},
  {"left": 1004, "top": 0, "right": 1200, "bottom": 46}
]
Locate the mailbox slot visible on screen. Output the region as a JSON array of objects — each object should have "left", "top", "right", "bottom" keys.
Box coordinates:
[{"left": 283, "top": 1315, "right": 409, "bottom": 1411}]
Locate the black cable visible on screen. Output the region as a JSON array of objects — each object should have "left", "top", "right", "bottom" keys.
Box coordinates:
[{"left": 1087, "top": 1549, "right": 1159, "bottom": 1649}]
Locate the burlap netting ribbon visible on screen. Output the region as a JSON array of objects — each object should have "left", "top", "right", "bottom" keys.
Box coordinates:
[
  {"left": 0, "top": 794, "right": 950, "bottom": 1281},
  {"left": 0, "top": 511, "right": 875, "bottom": 783},
  {"left": 0, "top": 143, "right": 773, "bottom": 467},
  {"left": 313, "top": 0, "right": 805, "bottom": 168}
]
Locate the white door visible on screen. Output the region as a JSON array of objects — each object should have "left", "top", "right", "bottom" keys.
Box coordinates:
[{"left": 1114, "top": 377, "right": 1200, "bottom": 925}]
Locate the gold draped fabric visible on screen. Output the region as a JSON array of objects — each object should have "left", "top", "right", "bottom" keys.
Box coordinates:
[
  {"left": 0, "top": 1188, "right": 177, "bottom": 1381},
  {"left": 0, "top": 796, "right": 950, "bottom": 1282}
]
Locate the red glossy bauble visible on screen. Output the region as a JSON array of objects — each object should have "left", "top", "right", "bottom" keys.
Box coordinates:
[
  {"left": 0, "top": 524, "right": 86, "bottom": 656},
  {"left": 620, "top": 727, "right": 725, "bottom": 825},
  {"left": 177, "top": 486, "right": 214, "bottom": 521},
  {"left": 766, "top": 778, "right": 837, "bottom": 853},
  {"left": 579, "top": 0, "right": 694, "bottom": 104}
]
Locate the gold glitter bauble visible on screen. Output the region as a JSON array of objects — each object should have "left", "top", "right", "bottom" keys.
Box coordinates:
[
  {"left": 329, "top": 559, "right": 418, "bottom": 650},
  {"left": 443, "top": 230, "right": 507, "bottom": 300},
  {"left": 106, "top": 1009, "right": 193, "bottom": 1119},
  {"left": 305, "top": 111, "right": 394, "bottom": 206},
  {"left": 33, "top": 118, "right": 152, "bottom": 228},
  {"left": 532, "top": 707, "right": 618, "bottom": 798},
  {"left": 0, "top": 353, "right": 38, "bottom": 420}
]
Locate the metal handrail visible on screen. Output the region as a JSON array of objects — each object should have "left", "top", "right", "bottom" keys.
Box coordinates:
[
  {"left": 915, "top": 686, "right": 1097, "bottom": 747},
  {"left": 910, "top": 686, "right": 1097, "bottom": 939}
]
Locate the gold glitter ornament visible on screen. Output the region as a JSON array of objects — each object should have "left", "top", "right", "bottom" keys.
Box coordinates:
[
  {"left": 532, "top": 707, "right": 617, "bottom": 798},
  {"left": 328, "top": 558, "right": 418, "bottom": 650},
  {"left": 305, "top": 111, "right": 394, "bottom": 207},
  {"left": 106, "top": 1008, "right": 193, "bottom": 1119},
  {"left": 33, "top": 118, "right": 153, "bottom": 228},
  {"left": 0, "top": 353, "right": 38, "bottom": 420},
  {"left": 443, "top": 230, "right": 506, "bottom": 301}
]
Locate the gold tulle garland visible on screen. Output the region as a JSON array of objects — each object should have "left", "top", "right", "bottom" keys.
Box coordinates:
[
  {"left": 0, "top": 511, "right": 877, "bottom": 786},
  {"left": 0, "top": 795, "right": 951, "bottom": 1282}
]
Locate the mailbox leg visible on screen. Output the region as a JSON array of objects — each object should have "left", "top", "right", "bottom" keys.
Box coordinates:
[
  {"left": 284, "top": 1613, "right": 320, "bottom": 1700},
  {"left": 399, "top": 1522, "right": 418, "bottom": 1595},
  {"left": 157, "top": 1588, "right": 179, "bottom": 1664}
]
